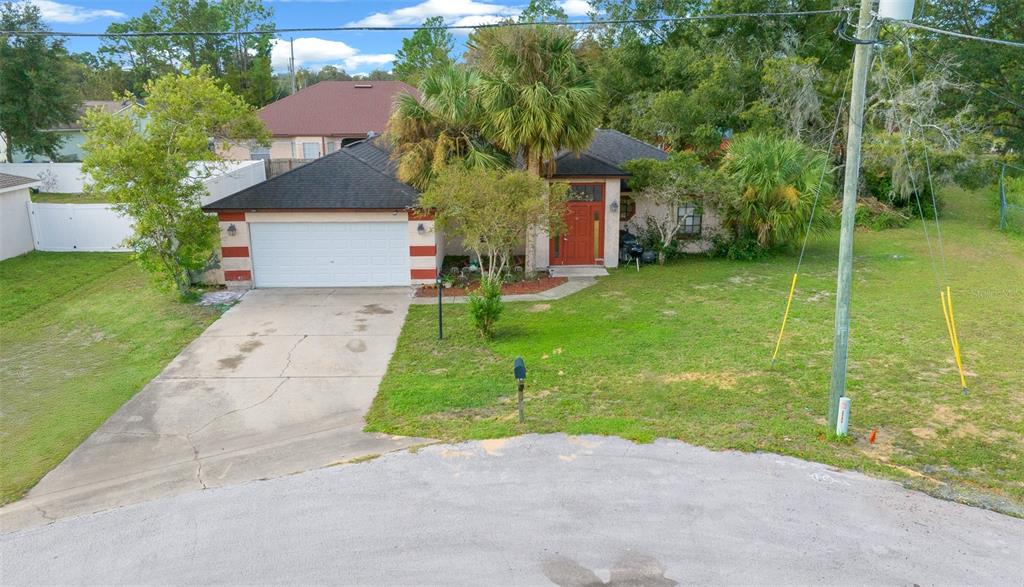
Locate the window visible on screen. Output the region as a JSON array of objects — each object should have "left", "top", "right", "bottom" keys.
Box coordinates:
[
  {"left": 327, "top": 141, "right": 338, "bottom": 153},
  {"left": 302, "top": 142, "right": 321, "bottom": 159},
  {"left": 677, "top": 202, "right": 702, "bottom": 237},
  {"left": 250, "top": 145, "right": 270, "bottom": 161},
  {"left": 619, "top": 193, "right": 636, "bottom": 222},
  {"left": 568, "top": 183, "right": 603, "bottom": 202}
]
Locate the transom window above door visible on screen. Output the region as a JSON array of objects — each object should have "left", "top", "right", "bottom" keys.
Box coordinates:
[{"left": 568, "top": 184, "right": 603, "bottom": 202}]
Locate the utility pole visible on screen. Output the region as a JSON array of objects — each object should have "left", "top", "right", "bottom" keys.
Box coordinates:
[
  {"left": 829, "top": 0, "right": 879, "bottom": 432},
  {"left": 289, "top": 37, "right": 297, "bottom": 95}
]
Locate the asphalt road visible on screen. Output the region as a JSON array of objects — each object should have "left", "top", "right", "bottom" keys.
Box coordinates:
[{"left": 2, "top": 434, "right": 1021, "bottom": 586}]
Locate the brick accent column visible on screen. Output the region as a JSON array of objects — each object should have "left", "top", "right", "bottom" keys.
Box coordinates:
[
  {"left": 217, "top": 211, "right": 253, "bottom": 287},
  {"left": 408, "top": 211, "right": 439, "bottom": 284}
]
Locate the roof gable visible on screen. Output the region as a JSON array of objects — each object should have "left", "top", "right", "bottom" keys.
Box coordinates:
[
  {"left": 203, "top": 145, "right": 418, "bottom": 211},
  {"left": 550, "top": 129, "right": 668, "bottom": 178},
  {"left": 258, "top": 81, "right": 419, "bottom": 137}
]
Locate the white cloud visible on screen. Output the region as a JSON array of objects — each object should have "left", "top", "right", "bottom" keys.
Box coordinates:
[
  {"left": 18, "top": 0, "right": 125, "bottom": 24},
  {"left": 270, "top": 37, "right": 395, "bottom": 72},
  {"left": 349, "top": 0, "right": 518, "bottom": 28},
  {"left": 560, "top": 0, "right": 593, "bottom": 18}
]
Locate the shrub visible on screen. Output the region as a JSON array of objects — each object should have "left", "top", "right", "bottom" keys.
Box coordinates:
[
  {"left": 709, "top": 233, "right": 769, "bottom": 261},
  {"left": 717, "top": 134, "right": 834, "bottom": 250},
  {"left": 467, "top": 277, "right": 503, "bottom": 337},
  {"left": 829, "top": 197, "right": 910, "bottom": 231}
]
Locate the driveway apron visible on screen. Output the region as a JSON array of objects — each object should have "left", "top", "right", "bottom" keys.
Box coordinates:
[{"left": 0, "top": 288, "right": 427, "bottom": 531}]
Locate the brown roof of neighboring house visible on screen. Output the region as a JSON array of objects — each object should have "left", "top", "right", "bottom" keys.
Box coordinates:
[
  {"left": 257, "top": 81, "right": 419, "bottom": 138},
  {"left": 0, "top": 172, "right": 40, "bottom": 191},
  {"left": 51, "top": 100, "right": 134, "bottom": 132}
]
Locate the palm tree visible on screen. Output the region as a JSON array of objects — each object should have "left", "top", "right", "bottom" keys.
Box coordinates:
[
  {"left": 719, "top": 134, "right": 834, "bottom": 248},
  {"left": 467, "top": 25, "right": 600, "bottom": 177},
  {"left": 385, "top": 64, "right": 507, "bottom": 190}
]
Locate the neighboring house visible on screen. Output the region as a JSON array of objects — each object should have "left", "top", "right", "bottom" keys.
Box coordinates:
[
  {"left": 202, "top": 129, "right": 719, "bottom": 288},
  {"left": 1, "top": 100, "right": 137, "bottom": 163},
  {"left": 0, "top": 173, "right": 40, "bottom": 260},
  {"left": 222, "top": 81, "right": 420, "bottom": 162}
]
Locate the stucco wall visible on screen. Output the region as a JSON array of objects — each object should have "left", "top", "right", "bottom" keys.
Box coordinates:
[
  {"left": 627, "top": 195, "right": 721, "bottom": 253},
  {"left": 0, "top": 187, "right": 35, "bottom": 260}
]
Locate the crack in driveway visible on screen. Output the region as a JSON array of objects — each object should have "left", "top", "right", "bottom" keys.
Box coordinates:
[{"left": 279, "top": 335, "right": 308, "bottom": 377}]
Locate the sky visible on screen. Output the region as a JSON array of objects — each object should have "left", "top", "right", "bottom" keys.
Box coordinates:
[{"left": 18, "top": 0, "right": 595, "bottom": 75}]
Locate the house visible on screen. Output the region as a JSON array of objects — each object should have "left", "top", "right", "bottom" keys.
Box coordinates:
[
  {"left": 1, "top": 100, "right": 136, "bottom": 163},
  {"left": 0, "top": 173, "right": 40, "bottom": 260},
  {"left": 222, "top": 81, "right": 419, "bottom": 162},
  {"left": 202, "top": 129, "right": 718, "bottom": 288}
]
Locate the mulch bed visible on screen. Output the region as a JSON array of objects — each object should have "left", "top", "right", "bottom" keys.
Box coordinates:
[{"left": 415, "top": 276, "right": 568, "bottom": 298}]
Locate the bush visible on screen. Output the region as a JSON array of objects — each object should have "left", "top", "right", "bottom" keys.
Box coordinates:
[
  {"left": 634, "top": 216, "right": 681, "bottom": 261},
  {"left": 717, "top": 134, "right": 834, "bottom": 249},
  {"left": 709, "top": 233, "right": 768, "bottom": 261},
  {"left": 829, "top": 196, "right": 910, "bottom": 231},
  {"left": 467, "top": 277, "right": 503, "bottom": 337}
]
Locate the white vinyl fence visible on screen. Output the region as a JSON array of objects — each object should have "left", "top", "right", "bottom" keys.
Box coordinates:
[
  {"left": 28, "top": 203, "right": 133, "bottom": 252},
  {"left": 0, "top": 163, "right": 87, "bottom": 193},
  {"left": 5, "top": 160, "right": 266, "bottom": 254}
]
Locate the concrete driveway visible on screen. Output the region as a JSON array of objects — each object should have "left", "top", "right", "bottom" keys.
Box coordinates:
[{"left": 0, "top": 288, "right": 427, "bottom": 531}]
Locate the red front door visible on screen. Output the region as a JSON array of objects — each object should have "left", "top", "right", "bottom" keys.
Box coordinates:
[{"left": 551, "top": 183, "right": 604, "bottom": 266}]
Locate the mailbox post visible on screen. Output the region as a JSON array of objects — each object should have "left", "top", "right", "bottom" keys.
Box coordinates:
[
  {"left": 513, "top": 357, "right": 526, "bottom": 423},
  {"left": 436, "top": 276, "right": 443, "bottom": 340}
]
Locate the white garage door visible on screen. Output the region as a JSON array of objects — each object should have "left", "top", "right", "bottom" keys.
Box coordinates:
[{"left": 249, "top": 222, "right": 410, "bottom": 287}]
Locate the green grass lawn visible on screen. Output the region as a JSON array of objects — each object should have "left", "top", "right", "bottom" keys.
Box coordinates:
[
  {"left": 368, "top": 186, "right": 1024, "bottom": 515},
  {"left": 30, "top": 192, "right": 111, "bottom": 204},
  {"left": 0, "top": 252, "right": 221, "bottom": 504}
]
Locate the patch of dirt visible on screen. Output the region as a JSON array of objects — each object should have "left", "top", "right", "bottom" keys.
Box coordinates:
[
  {"left": 529, "top": 303, "right": 551, "bottom": 313},
  {"left": 806, "top": 291, "right": 831, "bottom": 303},
  {"left": 661, "top": 310, "right": 677, "bottom": 316},
  {"left": 726, "top": 274, "right": 762, "bottom": 286},
  {"left": 910, "top": 427, "right": 937, "bottom": 440},
  {"left": 415, "top": 276, "right": 568, "bottom": 298},
  {"left": 480, "top": 438, "right": 509, "bottom": 456},
  {"left": 662, "top": 371, "right": 742, "bottom": 390}
]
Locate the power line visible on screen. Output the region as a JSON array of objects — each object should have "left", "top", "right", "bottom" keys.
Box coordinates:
[
  {"left": 893, "top": 20, "right": 1024, "bottom": 49},
  {"left": 0, "top": 8, "right": 850, "bottom": 38}
]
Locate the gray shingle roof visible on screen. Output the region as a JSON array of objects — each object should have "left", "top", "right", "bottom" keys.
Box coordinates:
[
  {"left": 203, "top": 141, "right": 418, "bottom": 211},
  {"left": 202, "top": 130, "right": 667, "bottom": 211},
  {"left": 0, "top": 172, "right": 39, "bottom": 191},
  {"left": 551, "top": 129, "right": 668, "bottom": 177}
]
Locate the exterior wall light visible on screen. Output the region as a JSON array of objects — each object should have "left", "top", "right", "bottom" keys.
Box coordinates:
[
  {"left": 417, "top": 223, "right": 426, "bottom": 235},
  {"left": 610, "top": 200, "right": 619, "bottom": 213},
  {"left": 227, "top": 224, "right": 237, "bottom": 236}
]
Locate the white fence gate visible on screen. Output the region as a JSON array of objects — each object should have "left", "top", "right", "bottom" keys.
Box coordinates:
[{"left": 28, "top": 203, "right": 134, "bottom": 252}]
